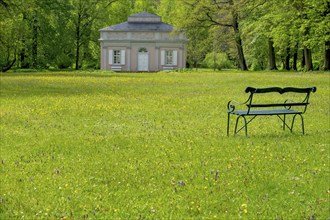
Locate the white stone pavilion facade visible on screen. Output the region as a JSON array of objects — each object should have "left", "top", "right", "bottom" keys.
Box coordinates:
[{"left": 99, "top": 12, "right": 187, "bottom": 72}]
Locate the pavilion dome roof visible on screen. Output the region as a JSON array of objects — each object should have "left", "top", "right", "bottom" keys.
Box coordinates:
[{"left": 100, "top": 12, "right": 173, "bottom": 32}]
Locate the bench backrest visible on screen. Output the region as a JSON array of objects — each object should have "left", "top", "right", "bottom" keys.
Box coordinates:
[
  {"left": 245, "top": 87, "right": 316, "bottom": 94},
  {"left": 244, "top": 86, "right": 316, "bottom": 113}
]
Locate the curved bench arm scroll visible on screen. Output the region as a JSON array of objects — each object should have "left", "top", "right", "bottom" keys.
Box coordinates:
[
  {"left": 227, "top": 100, "right": 242, "bottom": 113},
  {"left": 284, "top": 99, "right": 294, "bottom": 110}
]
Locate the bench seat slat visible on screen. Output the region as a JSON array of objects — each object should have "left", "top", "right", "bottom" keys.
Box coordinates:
[
  {"left": 248, "top": 103, "right": 308, "bottom": 108},
  {"left": 231, "top": 109, "right": 301, "bottom": 116}
]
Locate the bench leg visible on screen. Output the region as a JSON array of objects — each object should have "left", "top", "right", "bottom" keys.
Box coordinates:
[
  {"left": 283, "top": 115, "right": 286, "bottom": 131},
  {"left": 227, "top": 113, "right": 230, "bottom": 136},
  {"left": 291, "top": 114, "right": 305, "bottom": 134},
  {"left": 301, "top": 115, "right": 305, "bottom": 134},
  {"left": 234, "top": 116, "right": 240, "bottom": 135},
  {"left": 243, "top": 116, "right": 248, "bottom": 136},
  {"left": 234, "top": 115, "right": 248, "bottom": 136}
]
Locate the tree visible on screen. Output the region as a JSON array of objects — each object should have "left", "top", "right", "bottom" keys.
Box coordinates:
[
  {"left": 167, "top": 1, "right": 212, "bottom": 69},
  {"left": 1, "top": 0, "right": 328, "bottom": 72},
  {"left": 325, "top": 41, "right": 330, "bottom": 71},
  {"left": 131, "top": 0, "right": 160, "bottom": 13},
  {"left": 19, "top": 0, "right": 47, "bottom": 68},
  {"left": 271, "top": 0, "right": 329, "bottom": 71},
  {"left": 70, "top": 0, "right": 119, "bottom": 70},
  {"left": 187, "top": 28, "right": 211, "bottom": 69},
  {"left": 268, "top": 39, "right": 277, "bottom": 70},
  {"left": 0, "top": 0, "right": 21, "bottom": 72},
  {"left": 157, "top": 0, "right": 177, "bottom": 24},
  {"left": 307, "top": 0, "right": 330, "bottom": 70},
  {"left": 44, "top": 0, "right": 75, "bottom": 69},
  {"left": 179, "top": 0, "right": 248, "bottom": 70}
]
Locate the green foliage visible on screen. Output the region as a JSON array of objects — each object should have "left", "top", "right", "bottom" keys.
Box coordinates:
[
  {"left": 56, "top": 54, "right": 73, "bottom": 69},
  {"left": 239, "top": 0, "right": 329, "bottom": 71},
  {"left": 0, "top": 1, "right": 22, "bottom": 71},
  {"left": 1, "top": 71, "right": 329, "bottom": 219},
  {"left": 174, "top": 0, "right": 248, "bottom": 70},
  {"left": 1, "top": 0, "right": 328, "bottom": 71},
  {"left": 242, "top": 34, "right": 268, "bottom": 70},
  {"left": 203, "top": 52, "right": 234, "bottom": 70},
  {"left": 156, "top": 0, "right": 177, "bottom": 24},
  {"left": 131, "top": 0, "right": 159, "bottom": 14}
]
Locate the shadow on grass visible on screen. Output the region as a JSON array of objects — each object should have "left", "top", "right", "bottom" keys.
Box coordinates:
[{"left": 226, "top": 131, "right": 310, "bottom": 139}]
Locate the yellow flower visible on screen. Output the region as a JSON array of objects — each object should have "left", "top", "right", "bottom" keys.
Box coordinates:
[{"left": 241, "top": 203, "right": 248, "bottom": 214}]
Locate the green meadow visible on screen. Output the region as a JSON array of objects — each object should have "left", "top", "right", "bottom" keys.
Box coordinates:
[{"left": 0, "top": 71, "right": 329, "bottom": 219}]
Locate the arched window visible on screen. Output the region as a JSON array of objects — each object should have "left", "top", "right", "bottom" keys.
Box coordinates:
[{"left": 138, "top": 47, "right": 148, "bottom": 53}]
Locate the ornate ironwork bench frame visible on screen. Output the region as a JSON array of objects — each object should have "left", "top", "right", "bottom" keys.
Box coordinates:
[{"left": 227, "top": 87, "right": 317, "bottom": 136}]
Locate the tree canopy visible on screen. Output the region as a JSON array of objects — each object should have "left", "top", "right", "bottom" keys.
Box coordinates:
[{"left": 0, "top": 0, "right": 329, "bottom": 72}]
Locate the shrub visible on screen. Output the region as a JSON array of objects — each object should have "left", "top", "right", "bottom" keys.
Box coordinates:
[
  {"left": 56, "top": 54, "right": 73, "bottom": 69},
  {"left": 203, "top": 52, "right": 234, "bottom": 70}
]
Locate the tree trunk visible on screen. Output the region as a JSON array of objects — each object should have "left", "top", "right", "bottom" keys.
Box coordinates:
[
  {"left": 301, "top": 49, "right": 305, "bottom": 68},
  {"left": 20, "top": 13, "right": 29, "bottom": 68},
  {"left": 75, "top": 13, "right": 81, "bottom": 70},
  {"left": 292, "top": 44, "right": 298, "bottom": 71},
  {"left": 31, "top": 12, "right": 38, "bottom": 68},
  {"left": 75, "top": 1, "right": 82, "bottom": 71},
  {"left": 268, "top": 39, "right": 277, "bottom": 70},
  {"left": 232, "top": 13, "right": 248, "bottom": 71},
  {"left": 325, "top": 41, "right": 330, "bottom": 71},
  {"left": 304, "top": 47, "right": 313, "bottom": 71},
  {"left": 284, "top": 47, "right": 290, "bottom": 70},
  {"left": 75, "top": 35, "right": 80, "bottom": 70},
  {"left": 1, "top": 57, "right": 16, "bottom": 72},
  {"left": 20, "top": 45, "right": 29, "bottom": 68}
]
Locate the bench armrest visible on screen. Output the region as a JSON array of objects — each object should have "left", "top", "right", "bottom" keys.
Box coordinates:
[{"left": 227, "top": 100, "right": 246, "bottom": 112}]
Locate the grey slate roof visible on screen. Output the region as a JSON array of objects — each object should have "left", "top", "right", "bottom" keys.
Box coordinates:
[
  {"left": 100, "top": 12, "right": 173, "bottom": 32},
  {"left": 129, "top": 11, "right": 160, "bottom": 18},
  {"left": 100, "top": 22, "right": 173, "bottom": 32}
]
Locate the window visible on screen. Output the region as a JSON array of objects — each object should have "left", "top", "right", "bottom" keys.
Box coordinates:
[
  {"left": 165, "top": 50, "right": 173, "bottom": 65},
  {"left": 109, "top": 49, "right": 125, "bottom": 65},
  {"left": 161, "top": 50, "right": 178, "bottom": 66},
  {"left": 138, "top": 47, "right": 148, "bottom": 53},
  {"left": 113, "top": 50, "right": 121, "bottom": 64}
]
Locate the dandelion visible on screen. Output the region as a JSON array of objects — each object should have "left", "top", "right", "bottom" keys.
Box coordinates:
[{"left": 240, "top": 203, "right": 248, "bottom": 214}]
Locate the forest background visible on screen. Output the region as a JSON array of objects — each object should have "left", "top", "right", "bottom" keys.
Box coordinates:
[{"left": 1, "top": 0, "right": 329, "bottom": 72}]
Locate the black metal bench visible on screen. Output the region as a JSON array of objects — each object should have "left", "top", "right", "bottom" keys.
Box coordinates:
[{"left": 227, "top": 87, "right": 317, "bottom": 136}]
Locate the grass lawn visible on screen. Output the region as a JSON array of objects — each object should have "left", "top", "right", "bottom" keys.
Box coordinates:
[{"left": 0, "top": 70, "right": 329, "bottom": 219}]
